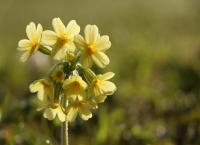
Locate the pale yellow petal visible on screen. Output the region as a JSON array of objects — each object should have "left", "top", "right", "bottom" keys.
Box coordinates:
[
  {"left": 101, "top": 81, "right": 117, "bottom": 95},
  {"left": 26, "top": 22, "right": 36, "bottom": 40},
  {"left": 81, "top": 54, "right": 93, "bottom": 68},
  {"left": 100, "top": 72, "right": 115, "bottom": 80},
  {"left": 20, "top": 51, "right": 31, "bottom": 62},
  {"left": 52, "top": 17, "right": 66, "bottom": 35},
  {"left": 53, "top": 47, "right": 67, "bottom": 60},
  {"left": 18, "top": 39, "right": 32, "bottom": 51},
  {"left": 94, "top": 95, "right": 107, "bottom": 103},
  {"left": 84, "top": 25, "right": 99, "bottom": 44},
  {"left": 96, "top": 35, "right": 111, "bottom": 51},
  {"left": 43, "top": 108, "right": 56, "bottom": 120},
  {"left": 35, "top": 23, "right": 43, "bottom": 41},
  {"left": 56, "top": 107, "right": 66, "bottom": 122},
  {"left": 92, "top": 52, "right": 110, "bottom": 68},
  {"left": 79, "top": 105, "right": 92, "bottom": 120},
  {"left": 74, "top": 34, "right": 85, "bottom": 50},
  {"left": 42, "top": 30, "right": 57, "bottom": 46},
  {"left": 66, "top": 107, "right": 78, "bottom": 122},
  {"left": 65, "top": 20, "right": 80, "bottom": 38}
]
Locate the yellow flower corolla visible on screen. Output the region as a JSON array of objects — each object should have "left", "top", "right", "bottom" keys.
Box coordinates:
[
  {"left": 29, "top": 79, "right": 53, "bottom": 101},
  {"left": 74, "top": 25, "right": 111, "bottom": 68},
  {"left": 89, "top": 72, "right": 116, "bottom": 103},
  {"left": 18, "top": 22, "right": 43, "bottom": 62},
  {"left": 62, "top": 75, "right": 87, "bottom": 101},
  {"left": 65, "top": 100, "right": 92, "bottom": 122},
  {"left": 51, "top": 68, "right": 65, "bottom": 82},
  {"left": 42, "top": 18, "right": 80, "bottom": 60},
  {"left": 30, "top": 79, "right": 66, "bottom": 122}
]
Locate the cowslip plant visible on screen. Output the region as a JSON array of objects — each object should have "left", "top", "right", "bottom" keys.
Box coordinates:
[{"left": 17, "top": 17, "right": 117, "bottom": 145}]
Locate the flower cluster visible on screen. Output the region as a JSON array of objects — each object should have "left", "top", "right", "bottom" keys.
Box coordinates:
[{"left": 18, "top": 18, "right": 116, "bottom": 122}]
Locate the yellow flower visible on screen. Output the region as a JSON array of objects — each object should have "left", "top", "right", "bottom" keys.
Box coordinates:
[
  {"left": 74, "top": 25, "right": 111, "bottom": 68},
  {"left": 29, "top": 79, "right": 53, "bottom": 101},
  {"left": 66, "top": 100, "right": 93, "bottom": 122},
  {"left": 51, "top": 68, "right": 65, "bottom": 82},
  {"left": 89, "top": 72, "right": 116, "bottom": 103},
  {"left": 36, "top": 98, "right": 66, "bottom": 122},
  {"left": 18, "top": 22, "right": 43, "bottom": 62},
  {"left": 42, "top": 18, "right": 80, "bottom": 60},
  {"left": 62, "top": 75, "right": 87, "bottom": 101}
]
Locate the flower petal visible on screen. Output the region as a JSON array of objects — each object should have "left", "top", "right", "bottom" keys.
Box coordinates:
[
  {"left": 20, "top": 51, "right": 31, "bottom": 62},
  {"left": 18, "top": 39, "right": 32, "bottom": 50},
  {"left": 84, "top": 25, "right": 99, "bottom": 44},
  {"left": 96, "top": 35, "right": 111, "bottom": 51},
  {"left": 42, "top": 30, "right": 57, "bottom": 46},
  {"left": 94, "top": 95, "right": 107, "bottom": 103},
  {"left": 81, "top": 54, "right": 93, "bottom": 68},
  {"left": 101, "top": 81, "right": 117, "bottom": 95},
  {"left": 26, "top": 22, "right": 36, "bottom": 40},
  {"left": 74, "top": 34, "right": 85, "bottom": 50},
  {"left": 79, "top": 105, "right": 92, "bottom": 120},
  {"left": 66, "top": 20, "right": 80, "bottom": 38},
  {"left": 52, "top": 17, "right": 66, "bottom": 35},
  {"left": 92, "top": 52, "right": 110, "bottom": 68},
  {"left": 66, "top": 107, "right": 78, "bottom": 122},
  {"left": 56, "top": 107, "right": 66, "bottom": 122},
  {"left": 35, "top": 23, "right": 43, "bottom": 41},
  {"left": 100, "top": 72, "right": 115, "bottom": 80},
  {"left": 43, "top": 108, "right": 56, "bottom": 120}
]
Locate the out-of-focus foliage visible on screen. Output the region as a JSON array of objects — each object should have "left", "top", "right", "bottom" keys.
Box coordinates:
[{"left": 0, "top": 0, "right": 200, "bottom": 145}]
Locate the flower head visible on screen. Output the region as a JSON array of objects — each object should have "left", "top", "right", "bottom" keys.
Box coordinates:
[
  {"left": 62, "top": 75, "right": 87, "bottom": 101},
  {"left": 75, "top": 25, "right": 111, "bottom": 68},
  {"left": 65, "top": 100, "right": 93, "bottom": 122},
  {"left": 18, "top": 22, "right": 43, "bottom": 62},
  {"left": 89, "top": 72, "right": 116, "bottom": 103},
  {"left": 42, "top": 18, "right": 80, "bottom": 60},
  {"left": 29, "top": 79, "right": 53, "bottom": 101}
]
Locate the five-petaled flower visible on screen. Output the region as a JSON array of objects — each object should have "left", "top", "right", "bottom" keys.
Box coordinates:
[
  {"left": 89, "top": 72, "right": 117, "bottom": 103},
  {"left": 42, "top": 18, "right": 80, "bottom": 60},
  {"left": 18, "top": 22, "right": 43, "bottom": 62},
  {"left": 75, "top": 25, "right": 111, "bottom": 68}
]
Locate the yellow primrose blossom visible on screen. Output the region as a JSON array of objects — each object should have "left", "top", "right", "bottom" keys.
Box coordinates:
[
  {"left": 51, "top": 68, "right": 65, "bottom": 82},
  {"left": 18, "top": 22, "right": 43, "bottom": 62},
  {"left": 62, "top": 75, "right": 87, "bottom": 101},
  {"left": 42, "top": 18, "right": 80, "bottom": 60},
  {"left": 89, "top": 72, "right": 116, "bottom": 103},
  {"left": 29, "top": 79, "right": 53, "bottom": 101},
  {"left": 66, "top": 100, "right": 93, "bottom": 122},
  {"left": 74, "top": 25, "right": 111, "bottom": 68},
  {"left": 36, "top": 97, "right": 66, "bottom": 122}
]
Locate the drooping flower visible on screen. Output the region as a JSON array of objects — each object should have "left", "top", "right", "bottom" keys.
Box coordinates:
[
  {"left": 18, "top": 22, "right": 43, "bottom": 62},
  {"left": 42, "top": 18, "right": 80, "bottom": 60},
  {"left": 62, "top": 75, "right": 87, "bottom": 101},
  {"left": 65, "top": 100, "right": 93, "bottom": 122},
  {"left": 29, "top": 79, "right": 53, "bottom": 101},
  {"left": 74, "top": 25, "right": 111, "bottom": 68},
  {"left": 89, "top": 72, "right": 116, "bottom": 103}
]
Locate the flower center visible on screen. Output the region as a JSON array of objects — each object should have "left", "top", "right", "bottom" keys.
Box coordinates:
[
  {"left": 93, "top": 79, "right": 102, "bottom": 86},
  {"left": 86, "top": 44, "right": 96, "bottom": 55},
  {"left": 72, "top": 81, "right": 81, "bottom": 90},
  {"left": 57, "top": 34, "right": 69, "bottom": 47}
]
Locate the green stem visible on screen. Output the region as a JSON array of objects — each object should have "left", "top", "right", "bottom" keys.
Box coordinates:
[{"left": 61, "top": 95, "right": 69, "bottom": 145}]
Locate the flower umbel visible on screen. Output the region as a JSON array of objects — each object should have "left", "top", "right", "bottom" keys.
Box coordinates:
[{"left": 18, "top": 17, "right": 116, "bottom": 123}]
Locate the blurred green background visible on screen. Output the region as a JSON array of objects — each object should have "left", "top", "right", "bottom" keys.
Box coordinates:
[{"left": 0, "top": 0, "right": 200, "bottom": 145}]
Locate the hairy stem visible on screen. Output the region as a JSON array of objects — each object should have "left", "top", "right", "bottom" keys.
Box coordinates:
[{"left": 61, "top": 97, "right": 69, "bottom": 145}]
